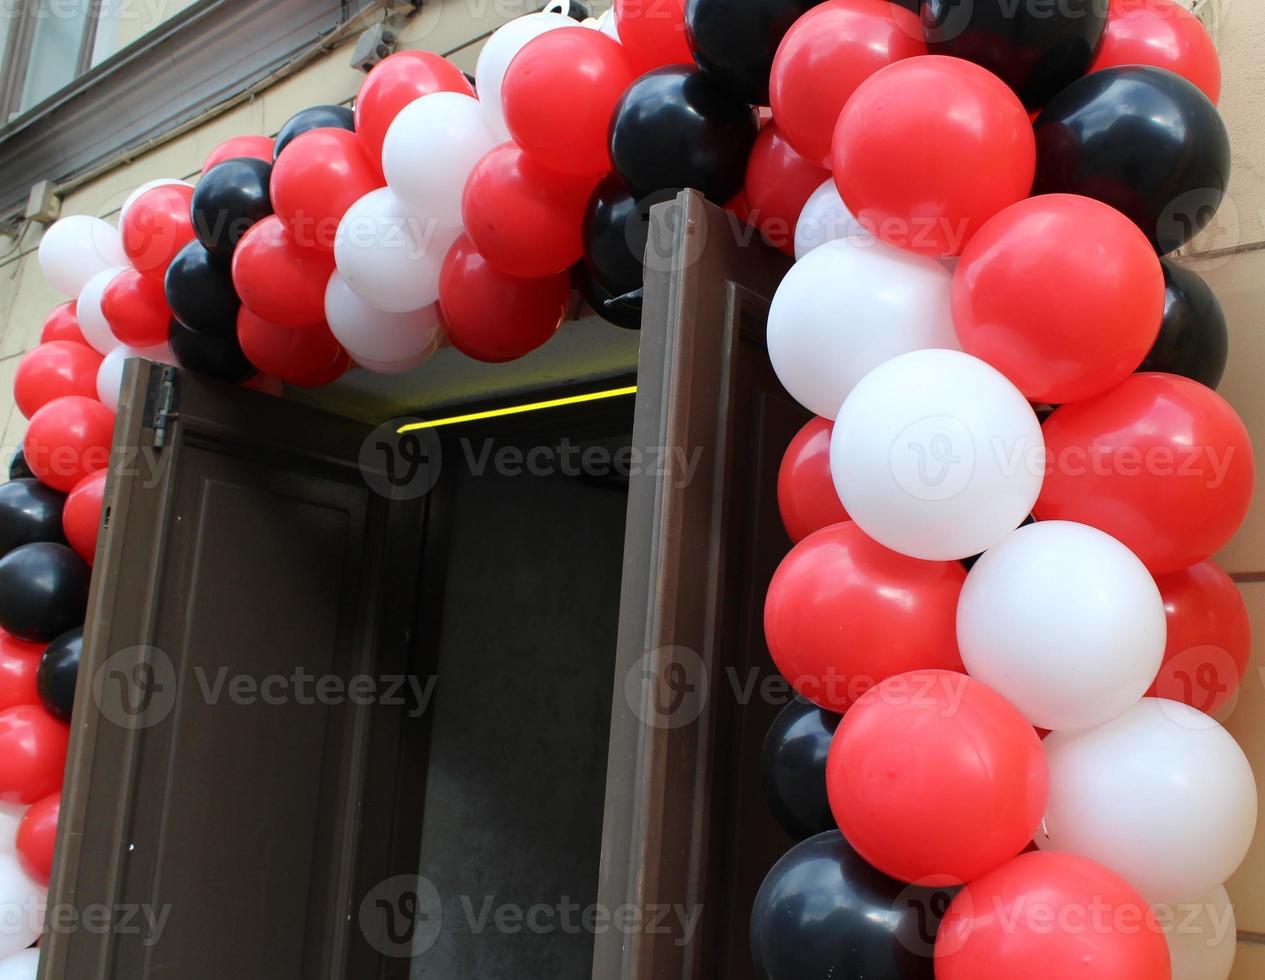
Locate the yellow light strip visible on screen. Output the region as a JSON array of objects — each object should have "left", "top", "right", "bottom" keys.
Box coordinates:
[{"left": 397, "top": 385, "right": 639, "bottom": 432}]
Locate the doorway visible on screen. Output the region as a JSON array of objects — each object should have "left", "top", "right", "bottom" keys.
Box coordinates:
[
  {"left": 409, "top": 400, "right": 632, "bottom": 978},
  {"left": 39, "top": 190, "right": 800, "bottom": 980}
]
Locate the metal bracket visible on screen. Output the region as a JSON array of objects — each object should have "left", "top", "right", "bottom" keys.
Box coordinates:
[{"left": 142, "top": 365, "right": 180, "bottom": 450}]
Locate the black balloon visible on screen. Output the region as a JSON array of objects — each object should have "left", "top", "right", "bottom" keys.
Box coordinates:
[
  {"left": 1137, "top": 259, "right": 1229, "bottom": 389},
  {"left": 273, "top": 104, "right": 355, "bottom": 160},
  {"left": 191, "top": 157, "right": 273, "bottom": 259},
  {"left": 0, "top": 479, "right": 66, "bottom": 559},
  {"left": 1034, "top": 66, "right": 1232, "bottom": 254},
  {"left": 761, "top": 697, "right": 841, "bottom": 840},
  {"left": 0, "top": 543, "right": 91, "bottom": 643},
  {"left": 165, "top": 240, "right": 241, "bottom": 337},
  {"left": 169, "top": 319, "right": 256, "bottom": 384},
  {"left": 751, "top": 831, "right": 952, "bottom": 980},
  {"left": 8, "top": 448, "right": 33, "bottom": 481},
  {"left": 921, "top": 0, "right": 1107, "bottom": 110},
  {"left": 544, "top": 0, "right": 592, "bottom": 21},
  {"left": 582, "top": 176, "right": 685, "bottom": 298},
  {"left": 573, "top": 263, "right": 642, "bottom": 330},
  {"left": 609, "top": 67, "right": 758, "bottom": 205},
  {"left": 685, "top": 0, "right": 821, "bottom": 105},
  {"left": 37, "top": 626, "right": 81, "bottom": 722}
]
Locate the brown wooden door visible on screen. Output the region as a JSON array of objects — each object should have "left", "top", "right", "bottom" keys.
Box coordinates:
[
  {"left": 594, "top": 190, "right": 803, "bottom": 980},
  {"left": 41, "top": 360, "right": 434, "bottom": 980}
]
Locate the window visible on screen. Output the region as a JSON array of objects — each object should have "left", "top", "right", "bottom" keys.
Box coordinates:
[
  {"left": 0, "top": 0, "right": 354, "bottom": 218},
  {"left": 0, "top": 0, "right": 198, "bottom": 123}
]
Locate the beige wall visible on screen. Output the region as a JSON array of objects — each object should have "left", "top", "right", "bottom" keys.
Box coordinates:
[
  {"left": 0, "top": 0, "right": 1262, "bottom": 969},
  {"left": 1173, "top": 2, "right": 1265, "bottom": 973}
]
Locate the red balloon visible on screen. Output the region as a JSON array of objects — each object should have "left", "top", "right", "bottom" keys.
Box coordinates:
[
  {"left": 1092, "top": 0, "right": 1221, "bottom": 104},
  {"left": 16, "top": 791, "right": 59, "bottom": 885},
  {"left": 120, "top": 183, "right": 197, "bottom": 280},
  {"left": 23, "top": 395, "right": 115, "bottom": 493},
  {"left": 503, "top": 28, "right": 635, "bottom": 177},
  {"left": 0, "top": 705, "right": 69, "bottom": 804},
  {"left": 827, "top": 669, "right": 1048, "bottom": 885},
  {"left": 271, "top": 128, "right": 382, "bottom": 252},
  {"left": 744, "top": 121, "right": 830, "bottom": 255},
  {"left": 614, "top": 0, "right": 693, "bottom": 76},
  {"left": 953, "top": 195, "right": 1164, "bottom": 404},
  {"left": 231, "top": 215, "right": 334, "bottom": 329},
  {"left": 770, "top": 0, "right": 926, "bottom": 168},
  {"left": 462, "top": 143, "right": 598, "bottom": 278},
  {"left": 14, "top": 342, "right": 103, "bottom": 420},
  {"left": 438, "top": 234, "right": 570, "bottom": 363},
  {"left": 100, "top": 267, "right": 172, "bottom": 348},
  {"left": 63, "top": 469, "right": 107, "bottom": 564},
  {"left": 765, "top": 523, "right": 966, "bottom": 712},
  {"left": 777, "top": 417, "right": 849, "bottom": 542},
  {"left": 203, "top": 134, "right": 275, "bottom": 172},
  {"left": 936, "top": 851, "right": 1170, "bottom": 980},
  {"left": 236, "top": 308, "right": 350, "bottom": 388},
  {"left": 40, "top": 303, "right": 87, "bottom": 347},
  {"left": 354, "top": 50, "right": 474, "bottom": 164},
  {"left": 832, "top": 55, "right": 1035, "bottom": 257},
  {"left": 1148, "top": 560, "right": 1250, "bottom": 716},
  {"left": 1037, "top": 373, "right": 1255, "bottom": 573},
  {"left": 0, "top": 631, "right": 43, "bottom": 712}
]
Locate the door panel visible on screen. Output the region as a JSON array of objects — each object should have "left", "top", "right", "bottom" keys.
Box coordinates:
[
  {"left": 42, "top": 361, "right": 430, "bottom": 980},
  {"left": 596, "top": 191, "right": 803, "bottom": 980}
]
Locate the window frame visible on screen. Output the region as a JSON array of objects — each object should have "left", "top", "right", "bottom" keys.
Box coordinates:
[{"left": 1, "top": 0, "right": 108, "bottom": 125}]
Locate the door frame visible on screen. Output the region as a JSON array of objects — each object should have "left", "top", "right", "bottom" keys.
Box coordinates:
[{"left": 594, "top": 190, "right": 793, "bottom": 980}]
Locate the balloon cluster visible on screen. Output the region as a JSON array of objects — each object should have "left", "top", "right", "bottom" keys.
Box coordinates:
[
  {"left": 0, "top": 455, "right": 100, "bottom": 968},
  {"left": 8, "top": 1, "right": 1255, "bottom": 976},
  {"left": 755, "top": 2, "right": 1251, "bottom": 980}
]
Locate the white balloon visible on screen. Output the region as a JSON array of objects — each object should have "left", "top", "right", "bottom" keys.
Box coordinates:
[
  {"left": 793, "top": 179, "right": 868, "bottom": 260},
  {"left": 76, "top": 267, "right": 127, "bottom": 355},
  {"left": 37, "top": 215, "right": 127, "bottom": 298},
  {"left": 118, "top": 178, "right": 192, "bottom": 229},
  {"left": 0, "top": 948, "right": 39, "bottom": 980},
  {"left": 829, "top": 349, "right": 1043, "bottom": 560},
  {"left": 958, "top": 521, "right": 1166, "bottom": 731},
  {"left": 1038, "top": 699, "right": 1258, "bottom": 903},
  {"left": 334, "top": 188, "right": 461, "bottom": 314},
  {"left": 0, "top": 853, "right": 44, "bottom": 958},
  {"left": 325, "top": 271, "right": 443, "bottom": 370},
  {"left": 383, "top": 92, "right": 498, "bottom": 228},
  {"left": 1155, "top": 886, "right": 1237, "bottom": 980},
  {"left": 768, "top": 237, "right": 959, "bottom": 419},
  {"left": 594, "top": 8, "right": 621, "bottom": 40},
  {"left": 97, "top": 342, "right": 173, "bottom": 412},
  {"left": 475, "top": 12, "right": 576, "bottom": 138},
  {"left": 0, "top": 806, "right": 22, "bottom": 856}
]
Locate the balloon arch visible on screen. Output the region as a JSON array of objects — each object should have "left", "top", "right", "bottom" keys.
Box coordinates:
[{"left": 1, "top": 0, "right": 1256, "bottom": 977}]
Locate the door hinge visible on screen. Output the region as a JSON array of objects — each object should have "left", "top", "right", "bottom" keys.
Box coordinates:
[{"left": 142, "top": 365, "right": 180, "bottom": 450}]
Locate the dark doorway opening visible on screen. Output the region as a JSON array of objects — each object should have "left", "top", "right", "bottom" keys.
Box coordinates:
[{"left": 410, "top": 401, "right": 633, "bottom": 978}]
